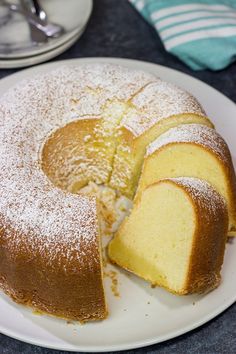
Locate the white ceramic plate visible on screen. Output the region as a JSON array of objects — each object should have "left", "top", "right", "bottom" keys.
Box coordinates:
[
  {"left": 0, "top": 28, "right": 85, "bottom": 69},
  {"left": 0, "top": 0, "right": 93, "bottom": 59},
  {"left": 0, "top": 58, "right": 235, "bottom": 352}
]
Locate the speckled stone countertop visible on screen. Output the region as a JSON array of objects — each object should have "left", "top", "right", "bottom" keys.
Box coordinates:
[{"left": 0, "top": 1, "right": 236, "bottom": 353}]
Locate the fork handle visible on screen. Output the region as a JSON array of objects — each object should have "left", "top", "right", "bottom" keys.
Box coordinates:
[{"left": 19, "top": 0, "right": 47, "bottom": 25}]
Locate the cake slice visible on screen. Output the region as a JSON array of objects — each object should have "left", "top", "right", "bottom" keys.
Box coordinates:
[
  {"left": 109, "top": 178, "right": 228, "bottom": 294},
  {"left": 109, "top": 81, "right": 213, "bottom": 198},
  {"left": 137, "top": 124, "right": 236, "bottom": 232}
]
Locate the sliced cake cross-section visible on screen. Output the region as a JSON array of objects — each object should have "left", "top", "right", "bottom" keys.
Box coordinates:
[{"left": 109, "top": 177, "right": 228, "bottom": 294}]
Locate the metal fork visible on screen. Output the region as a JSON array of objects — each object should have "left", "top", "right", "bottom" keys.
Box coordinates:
[
  {"left": 19, "top": 0, "right": 64, "bottom": 38},
  {"left": 4, "top": 0, "right": 64, "bottom": 40},
  {"left": 2, "top": 1, "right": 47, "bottom": 43}
]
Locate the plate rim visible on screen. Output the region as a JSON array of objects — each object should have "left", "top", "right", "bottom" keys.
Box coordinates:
[
  {"left": 0, "top": 299, "right": 235, "bottom": 352},
  {"left": 0, "top": 28, "right": 85, "bottom": 69},
  {"left": 0, "top": 57, "right": 235, "bottom": 352}
]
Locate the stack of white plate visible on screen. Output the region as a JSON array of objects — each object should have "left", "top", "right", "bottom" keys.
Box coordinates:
[{"left": 0, "top": 0, "right": 93, "bottom": 68}]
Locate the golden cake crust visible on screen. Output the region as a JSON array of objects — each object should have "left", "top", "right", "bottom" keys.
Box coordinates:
[
  {"left": 169, "top": 178, "right": 228, "bottom": 294},
  {"left": 0, "top": 202, "right": 107, "bottom": 321}
]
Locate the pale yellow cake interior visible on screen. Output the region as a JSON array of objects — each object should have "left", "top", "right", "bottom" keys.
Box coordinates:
[
  {"left": 109, "top": 181, "right": 196, "bottom": 293},
  {"left": 136, "top": 144, "right": 235, "bottom": 230},
  {"left": 110, "top": 113, "right": 213, "bottom": 197}
]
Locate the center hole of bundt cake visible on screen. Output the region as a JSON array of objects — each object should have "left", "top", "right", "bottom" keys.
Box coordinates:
[{"left": 41, "top": 118, "right": 133, "bottom": 236}]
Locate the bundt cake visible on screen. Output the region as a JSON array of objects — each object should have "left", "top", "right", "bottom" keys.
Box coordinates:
[
  {"left": 0, "top": 63, "right": 234, "bottom": 322},
  {"left": 136, "top": 124, "right": 236, "bottom": 232},
  {"left": 108, "top": 178, "right": 228, "bottom": 294}
]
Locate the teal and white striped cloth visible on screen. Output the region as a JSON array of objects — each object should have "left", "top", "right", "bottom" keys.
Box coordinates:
[{"left": 129, "top": 0, "right": 236, "bottom": 70}]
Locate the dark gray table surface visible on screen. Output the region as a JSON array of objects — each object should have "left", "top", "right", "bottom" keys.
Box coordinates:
[{"left": 0, "top": 1, "right": 236, "bottom": 353}]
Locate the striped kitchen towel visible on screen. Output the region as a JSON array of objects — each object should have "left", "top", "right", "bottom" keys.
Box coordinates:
[{"left": 129, "top": 0, "right": 236, "bottom": 70}]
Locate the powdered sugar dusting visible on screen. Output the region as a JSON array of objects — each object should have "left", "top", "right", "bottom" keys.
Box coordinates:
[
  {"left": 147, "top": 124, "right": 230, "bottom": 164},
  {"left": 124, "top": 80, "right": 205, "bottom": 137},
  {"left": 0, "top": 64, "right": 156, "bottom": 265},
  {"left": 169, "top": 177, "right": 227, "bottom": 216}
]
